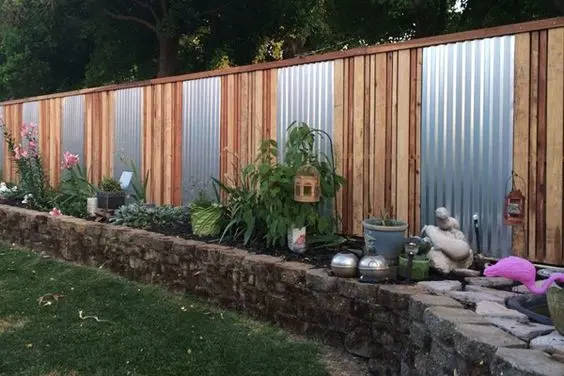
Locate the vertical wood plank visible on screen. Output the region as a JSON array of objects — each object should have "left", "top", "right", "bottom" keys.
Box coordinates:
[
  {"left": 545, "top": 28, "right": 564, "bottom": 265},
  {"left": 239, "top": 73, "right": 249, "bottom": 167},
  {"left": 344, "top": 58, "right": 352, "bottom": 233},
  {"left": 107, "top": 92, "right": 115, "bottom": 178},
  {"left": 367, "top": 55, "right": 376, "bottom": 217},
  {"left": 512, "top": 32, "right": 531, "bottom": 258},
  {"left": 408, "top": 48, "right": 420, "bottom": 235},
  {"left": 396, "top": 50, "right": 411, "bottom": 224},
  {"left": 374, "top": 53, "right": 387, "bottom": 218},
  {"left": 333, "top": 59, "right": 344, "bottom": 233},
  {"left": 225, "top": 74, "right": 236, "bottom": 184},
  {"left": 390, "top": 51, "right": 399, "bottom": 218},
  {"left": 49, "top": 99, "right": 57, "bottom": 186},
  {"left": 163, "top": 83, "right": 173, "bottom": 204},
  {"left": 414, "top": 48, "right": 423, "bottom": 234},
  {"left": 173, "top": 82, "right": 183, "bottom": 205},
  {"left": 352, "top": 56, "right": 365, "bottom": 235},
  {"left": 269, "top": 69, "right": 278, "bottom": 143},
  {"left": 153, "top": 84, "right": 163, "bottom": 204},
  {"left": 528, "top": 32, "right": 539, "bottom": 261},
  {"left": 536, "top": 30, "right": 548, "bottom": 261}
]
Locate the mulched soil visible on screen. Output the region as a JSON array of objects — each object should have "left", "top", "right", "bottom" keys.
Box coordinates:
[{"left": 0, "top": 198, "right": 29, "bottom": 208}]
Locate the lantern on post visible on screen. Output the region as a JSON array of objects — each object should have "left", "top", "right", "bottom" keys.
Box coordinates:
[
  {"left": 503, "top": 171, "right": 526, "bottom": 226},
  {"left": 294, "top": 164, "right": 321, "bottom": 203}
]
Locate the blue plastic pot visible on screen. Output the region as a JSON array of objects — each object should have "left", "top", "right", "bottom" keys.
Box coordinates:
[{"left": 362, "top": 218, "right": 408, "bottom": 272}]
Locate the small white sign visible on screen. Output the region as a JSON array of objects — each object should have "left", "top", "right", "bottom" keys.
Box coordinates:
[{"left": 119, "top": 171, "right": 133, "bottom": 189}]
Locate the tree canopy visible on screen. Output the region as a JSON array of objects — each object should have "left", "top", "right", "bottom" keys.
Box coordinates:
[{"left": 0, "top": 0, "right": 560, "bottom": 100}]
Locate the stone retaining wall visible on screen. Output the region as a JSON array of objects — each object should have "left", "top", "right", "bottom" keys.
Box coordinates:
[{"left": 0, "top": 205, "right": 562, "bottom": 376}]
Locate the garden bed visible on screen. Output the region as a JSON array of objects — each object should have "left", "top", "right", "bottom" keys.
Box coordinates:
[{"left": 1, "top": 204, "right": 563, "bottom": 376}]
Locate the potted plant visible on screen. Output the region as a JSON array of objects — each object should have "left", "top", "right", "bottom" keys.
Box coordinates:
[
  {"left": 97, "top": 177, "right": 126, "bottom": 210},
  {"left": 362, "top": 208, "right": 408, "bottom": 269}
]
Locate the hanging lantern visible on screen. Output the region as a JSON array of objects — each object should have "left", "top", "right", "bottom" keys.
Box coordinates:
[
  {"left": 503, "top": 172, "right": 526, "bottom": 226},
  {"left": 294, "top": 164, "right": 321, "bottom": 203}
]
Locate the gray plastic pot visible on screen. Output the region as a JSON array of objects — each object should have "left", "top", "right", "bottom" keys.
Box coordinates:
[{"left": 362, "top": 218, "right": 408, "bottom": 270}]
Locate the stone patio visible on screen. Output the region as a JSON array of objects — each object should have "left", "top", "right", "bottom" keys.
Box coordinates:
[{"left": 418, "top": 278, "right": 564, "bottom": 375}]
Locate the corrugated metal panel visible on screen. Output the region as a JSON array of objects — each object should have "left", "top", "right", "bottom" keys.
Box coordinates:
[
  {"left": 22, "top": 101, "right": 39, "bottom": 125},
  {"left": 114, "top": 88, "right": 143, "bottom": 179},
  {"left": 277, "top": 61, "right": 334, "bottom": 160},
  {"left": 182, "top": 77, "right": 221, "bottom": 203},
  {"left": 62, "top": 95, "right": 85, "bottom": 157},
  {"left": 420, "top": 35, "right": 515, "bottom": 258}
]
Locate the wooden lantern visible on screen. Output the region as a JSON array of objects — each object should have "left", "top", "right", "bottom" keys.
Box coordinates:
[{"left": 294, "top": 164, "right": 321, "bottom": 203}]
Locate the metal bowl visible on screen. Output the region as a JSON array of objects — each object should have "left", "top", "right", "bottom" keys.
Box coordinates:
[
  {"left": 331, "top": 252, "right": 359, "bottom": 278},
  {"left": 358, "top": 255, "right": 391, "bottom": 280}
]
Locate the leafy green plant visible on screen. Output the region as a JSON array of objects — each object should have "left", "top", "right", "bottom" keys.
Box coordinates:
[
  {"left": 121, "top": 157, "right": 150, "bottom": 203},
  {"left": 54, "top": 153, "right": 99, "bottom": 218},
  {"left": 99, "top": 177, "right": 123, "bottom": 192},
  {"left": 215, "top": 122, "right": 345, "bottom": 248},
  {"left": 110, "top": 202, "right": 191, "bottom": 235},
  {"left": 369, "top": 207, "right": 405, "bottom": 227}
]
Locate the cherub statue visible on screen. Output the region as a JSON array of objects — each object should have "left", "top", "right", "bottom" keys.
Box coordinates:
[{"left": 421, "top": 207, "right": 473, "bottom": 274}]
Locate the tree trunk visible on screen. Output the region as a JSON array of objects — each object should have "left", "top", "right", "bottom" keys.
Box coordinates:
[{"left": 157, "top": 35, "right": 180, "bottom": 78}]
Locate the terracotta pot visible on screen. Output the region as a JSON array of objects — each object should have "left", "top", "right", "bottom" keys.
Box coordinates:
[{"left": 547, "top": 286, "right": 564, "bottom": 336}]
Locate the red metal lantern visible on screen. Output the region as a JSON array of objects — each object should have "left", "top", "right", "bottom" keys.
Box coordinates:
[{"left": 503, "top": 172, "right": 526, "bottom": 226}]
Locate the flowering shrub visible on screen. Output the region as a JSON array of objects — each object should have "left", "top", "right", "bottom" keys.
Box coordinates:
[
  {"left": 0, "top": 122, "right": 50, "bottom": 209},
  {"left": 0, "top": 182, "right": 19, "bottom": 199},
  {"left": 56, "top": 152, "right": 98, "bottom": 218}
]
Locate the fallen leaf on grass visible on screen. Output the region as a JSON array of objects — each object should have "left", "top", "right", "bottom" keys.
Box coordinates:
[
  {"left": 38, "top": 293, "right": 64, "bottom": 307},
  {"left": 78, "top": 310, "right": 111, "bottom": 324}
]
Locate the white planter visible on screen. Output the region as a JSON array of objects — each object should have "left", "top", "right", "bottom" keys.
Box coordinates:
[
  {"left": 87, "top": 197, "right": 98, "bottom": 217},
  {"left": 288, "top": 226, "right": 307, "bottom": 254}
]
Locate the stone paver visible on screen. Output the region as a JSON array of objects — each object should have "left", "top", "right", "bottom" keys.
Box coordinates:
[
  {"left": 417, "top": 280, "right": 461, "bottom": 295},
  {"left": 448, "top": 290, "right": 507, "bottom": 305},
  {"left": 464, "top": 285, "right": 519, "bottom": 299},
  {"left": 475, "top": 301, "right": 529, "bottom": 323},
  {"left": 465, "top": 276, "right": 515, "bottom": 289},
  {"left": 491, "top": 347, "right": 564, "bottom": 376},
  {"left": 453, "top": 324, "right": 527, "bottom": 364},
  {"left": 530, "top": 331, "right": 564, "bottom": 352},
  {"left": 487, "top": 317, "right": 554, "bottom": 342}
]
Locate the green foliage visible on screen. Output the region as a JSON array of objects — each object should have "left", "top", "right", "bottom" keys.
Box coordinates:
[
  {"left": 121, "top": 157, "right": 150, "bottom": 203},
  {"left": 190, "top": 204, "right": 223, "bottom": 237},
  {"left": 110, "top": 202, "right": 191, "bottom": 235},
  {"left": 54, "top": 164, "right": 98, "bottom": 218},
  {"left": 215, "top": 122, "right": 345, "bottom": 248},
  {"left": 99, "top": 177, "right": 122, "bottom": 192}
]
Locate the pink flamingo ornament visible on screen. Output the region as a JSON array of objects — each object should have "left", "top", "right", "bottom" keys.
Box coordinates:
[{"left": 484, "top": 256, "right": 564, "bottom": 295}]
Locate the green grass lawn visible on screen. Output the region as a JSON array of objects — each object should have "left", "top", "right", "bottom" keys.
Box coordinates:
[{"left": 0, "top": 247, "right": 329, "bottom": 376}]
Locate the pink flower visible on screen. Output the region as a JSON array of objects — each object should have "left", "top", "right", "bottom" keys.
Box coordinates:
[
  {"left": 49, "top": 208, "right": 62, "bottom": 217},
  {"left": 20, "top": 124, "right": 29, "bottom": 139},
  {"left": 61, "top": 151, "right": 80, "bottom": 169},
  {"left": 20, "top": 149, "right": 28, "bottom": 158},
  {"left": 13, "top": 145, "right": 21, "bottom": 160}
]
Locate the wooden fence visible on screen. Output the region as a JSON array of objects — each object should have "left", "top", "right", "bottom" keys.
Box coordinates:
[{"left": 1, "top": 17, "right": 563, "bottom": 265}]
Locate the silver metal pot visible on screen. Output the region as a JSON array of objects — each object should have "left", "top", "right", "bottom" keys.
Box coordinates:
[
  {"left": 358, "top": 255, "right": 391, "bottom": 281},
  {"left": 331, "top": 252, "right": 359, "bottom": 278}
]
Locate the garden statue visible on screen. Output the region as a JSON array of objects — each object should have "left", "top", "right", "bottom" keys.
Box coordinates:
[{"left": 421, "top": 207, "right": 473, "bottom": 274}]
